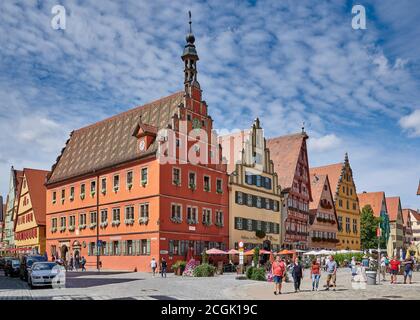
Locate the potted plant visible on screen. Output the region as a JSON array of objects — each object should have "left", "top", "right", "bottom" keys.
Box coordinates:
[
  {"left": 80, "top": 193, "right": 85, "bottom": 200},
  {"left": 189, "top": 182, "right": 196, "bottom": 191},
  {"left": 141, "top": 180, "right": 147, "bottom": 187},
  {"left": 171, "top": 260, "right": 187, "bottom": 275}
]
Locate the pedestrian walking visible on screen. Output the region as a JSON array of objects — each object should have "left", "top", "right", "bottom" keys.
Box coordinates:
[
  {"left": 403, "top": 256, "right": 414, "bottom": 284},
  {"left": 160, "top": 258, "right": 167, "bottom": 278},
  {"left": 325, "top": 255, "right": 337, "bottom": 291},
  {"left": 271, "top": 256, "right": 286, "bottom": 295},
  {"left": 380, "top": 254, "right": 388, "bottom": 281},
  {"left": 291, "top": 257, "right": 303, "bottom": 293},
  {"left": 310, "top": 259, "right": 321, "bottom": 291},
  {"left": 350, "top": 257, "right": 357, "bottom": 281},
  {"left": 150, "top": 257, "right": 157, "bottom": 277},
  {"left": 69, "top": 255, "right": 74, "bottom": 271},
  {"left": 324, "top": 256, "right": 330, "bottom": 272},
  {"left": 81, "top": 256, "right": 86, "bottom": 272},
  {"left": 389, "top": 255, "right": 400, "bottom": 284}
]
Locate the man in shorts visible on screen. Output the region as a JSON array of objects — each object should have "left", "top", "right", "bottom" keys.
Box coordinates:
[
  {"left": 271, "top": 255, "right": 286, "bottom": 295},
  {"left": 325, "top": 255, "right": 337, "bottom": 291}
]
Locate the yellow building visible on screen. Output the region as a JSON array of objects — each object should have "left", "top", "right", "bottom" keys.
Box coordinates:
[
  {"left": 14, "top": 168, "right": 49, "bottom": 255},
  {"left": 220, "top": 118, "right": 282, "bottom": 251},
  {"left": 311, "top": 153, "right": 361, "bottom": 250}
]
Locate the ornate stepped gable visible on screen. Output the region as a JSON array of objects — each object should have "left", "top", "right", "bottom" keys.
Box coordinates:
[
  {"left": 309, "top": 173, "right": 338, "bottom": 223},
  {"left": 46, "top": 92, "right": 185, "bottom": 185}
]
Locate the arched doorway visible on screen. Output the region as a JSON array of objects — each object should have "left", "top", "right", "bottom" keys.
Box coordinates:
[
  {"left": 72, "top": 240, "right": 81, "bottom": 269},
  {"left": 61, "top": 245, "right": 68, "bottom": 262}
]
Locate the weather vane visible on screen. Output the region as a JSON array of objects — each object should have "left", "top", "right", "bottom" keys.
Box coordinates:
[{"left": 188, "top": 10, "right": 192, "bottom": 33}]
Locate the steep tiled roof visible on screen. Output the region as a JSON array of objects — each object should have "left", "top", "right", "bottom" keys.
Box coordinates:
[
  {"left": 266, "top": 133, "right": 307, "bottom": 190},
  {"left": 402, "top": 209, "right": 415, "bottom": 227},
  {"left": 358, "top": 191, "right": 386, "bottom": 217},
  {"left": 24, "top": 168, "right": 49, "bottom": 226},
  {"left": 309, "top": 173, "right": 327, "bottom": 210},
  {"left": 47, "top": 91, "right": 184, "bottom": 184},
  {"left": 310, "top": 163, "right": 343, "bottom": 196},
  {"left": 417, "top": 180, "right": 420, "bottom": 195},
  {"left": 385, "top": 197, "right": 402, "bottom": 222},
  {"left": 406, "top": 209, "right": 420, "bottom": 222}
]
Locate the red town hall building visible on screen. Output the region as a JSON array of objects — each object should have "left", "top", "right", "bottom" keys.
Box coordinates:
[
  {"left": 267, "top": 131, "right": 312, "bottom": 250},
  {"left": 45, "top": 19, "right": 229, "bottom": 271}
]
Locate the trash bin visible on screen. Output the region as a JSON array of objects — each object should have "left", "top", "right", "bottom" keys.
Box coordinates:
[{"left": 366, "top": 271, "right": 377, "bottom": 285}]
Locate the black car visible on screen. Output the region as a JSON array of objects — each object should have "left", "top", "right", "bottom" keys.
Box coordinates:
[
  {"left": 4, "top": 259, "right": 20, "bottom": 277},
  {"left": 0, "top": 257, "right": 13, "bottom": 271},
  {"left": 19, "top": 255, "right": 47, "bottom": 281}
]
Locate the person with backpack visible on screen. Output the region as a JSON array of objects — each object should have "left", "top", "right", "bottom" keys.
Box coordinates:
[{"left": 271, "top": 255, "right": 286, "bottom": 295}]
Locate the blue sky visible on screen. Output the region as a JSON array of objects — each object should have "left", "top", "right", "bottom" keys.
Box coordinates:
[{"left": 0, "top": 0, "right": 419, "bottom": 209}]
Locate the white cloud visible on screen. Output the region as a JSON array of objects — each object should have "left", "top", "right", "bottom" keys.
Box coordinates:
[
  {"left": 399, "top": 109, "right": 420, "bottom": 137},
  {"left": 308, "top": 134, "right": 341, "bottom": 153}
]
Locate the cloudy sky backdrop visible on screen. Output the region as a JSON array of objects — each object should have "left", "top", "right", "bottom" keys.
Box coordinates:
[{"left": 0, "top": 0, "right": 419, "bottom": 208}]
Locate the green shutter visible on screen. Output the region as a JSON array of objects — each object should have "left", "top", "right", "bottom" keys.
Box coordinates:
[
  {"left": 122, "top": 241, "right": 127, "bottom": 255},
  {"left": 147, "top": 239, "right": 151, "bottom": 255}
]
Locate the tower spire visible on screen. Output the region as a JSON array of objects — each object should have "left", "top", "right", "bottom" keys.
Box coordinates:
[{"left": 182, "top": 10, "right": 200, "bottom": 93}]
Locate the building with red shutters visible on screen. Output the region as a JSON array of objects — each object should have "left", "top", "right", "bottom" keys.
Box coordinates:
[{"left": 45, "top": 15, "right": 229, "bottom": 271}]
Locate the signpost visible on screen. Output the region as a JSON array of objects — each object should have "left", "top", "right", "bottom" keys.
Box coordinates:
[{"left": 239, "top": 241, "right": 244, "bottom": 274}]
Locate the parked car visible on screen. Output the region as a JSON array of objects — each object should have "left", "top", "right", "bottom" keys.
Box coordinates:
[
  {"left": 27, "top": 262, "right": 66, "bottom": 289},
  {"left": 19, "top": 255, "right": 47, "bottom": 281},
  {"left": 4, "top": 259, "right": 20, "bottom": 277},
  {"left": 0, "top": 257, "right": 13, "bottom": 271}
]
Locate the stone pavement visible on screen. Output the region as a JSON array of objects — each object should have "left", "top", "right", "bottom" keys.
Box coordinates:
[
  {"left": 1, "top": 269, "right": 419, "bottom": 300},
  {"left": 225, "top": 268, "right": 420, "bottom": 300}
]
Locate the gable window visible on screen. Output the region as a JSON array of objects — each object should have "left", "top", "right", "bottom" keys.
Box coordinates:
[
  {"left": 171, "top": 204, "right": 182, "bottom": 223},
  {"left": 345, "top": 217, "right": 350, "bottom": 233},
  {"left": 353, "top": 219, "right": 358, "bottom": 234},
  {"left": 203, "top": 175, "right": 210, "bottom": 192},
  {"left": 346, "top": 200, "right": 350, "bottom": 210},
  {"left": 80, "top": 183, "right": 86, "bottom": 199},
  {"left": 338, "top": 199, "right": 343, "bottom": 207},
  {"left": 90, "top": 180, "right": 96, "bottom": 197},
  {"left": 188, "top": 172, "right": 196, "bottom": 189},
  {"left": 113, "top": 175, "right": 120, "bottom": 192},
  {"left": 126, "top": 171, "right": 133, "bottom": 189},
  {"left": 172, "top": 168, "right": 181, "bottom": 185},
  {"left": 338, "top": 216, "right": 342, "bottom": 231},
  {"left": 52, "top": 191, "right": 57, "bottom": 204},
  {"left": 141, "top": 168, "right": 148, "bottom": 186},
  {"left": 101, "top": 177, "right": 106, "bottom": 194}
]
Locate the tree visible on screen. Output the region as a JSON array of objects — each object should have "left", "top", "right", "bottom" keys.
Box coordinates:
[
  {"left": 253, "top": 247, "right": 260, "bottom": 267},
  {"left": 360, "top": 205, "right": 382, "bottom": 250}
]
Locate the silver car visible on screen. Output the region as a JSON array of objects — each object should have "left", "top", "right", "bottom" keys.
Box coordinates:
[{"left": 28, "top": 262, "right": 66, "bottom": 289}]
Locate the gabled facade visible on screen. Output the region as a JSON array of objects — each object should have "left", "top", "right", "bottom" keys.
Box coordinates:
[
  {"left": 220, "top": 118, "right": 282, "bottom": 251},
  {"left": 385, "top": 196, "right": 404, "bottom": 257},
  {"left": 402, "top": 209, "right": 413, "bottom": 248},
  {"left": 267, "top": 131, "right": 312, "bottom": 250},
  {"left": 45, "top": 17, "right": 229, "bottom": 271},
  {"left": 406, "top": 209, "right": 420, "bottom": 245},
  {"left": 308, "top": 173, "right": 339, "bottom": 250},
  {"left": 311, "top": 154, "right": 361, "bottom": 250},
  {"left": 1, "top": 167, "right": 23, "bottom": 254},
  {"left": 14, "top": 168, "right": 49, "bottom": 254},
  {"left": 358, "top": 191, "right": 391, "bottom": 249}
]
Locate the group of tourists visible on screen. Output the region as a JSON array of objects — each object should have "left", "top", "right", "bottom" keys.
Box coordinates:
[
  {"left": 271, "top": 255, "right": 338, "bottom": 295},
  {"left": 379, "top": 254, "right": 415, "bottom": 284},
  {"left": 51, "top": 253, "right": 86, "bottom": 271}
]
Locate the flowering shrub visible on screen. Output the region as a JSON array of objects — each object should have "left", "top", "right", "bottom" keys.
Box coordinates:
[{"left": 182, "top": 259, "right": 200, "bottom": 277}]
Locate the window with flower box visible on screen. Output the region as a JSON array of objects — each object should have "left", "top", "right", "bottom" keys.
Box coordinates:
[
  {"left": 215, "top": 210, "right": 223, "bottom": 227},
  {"left": 90, "top": 180, "right": 96, "bottom": 197},
  {"left": 126, "top": 171, "right": 133, "bottom": 190},
  {"left": 113, "top": 175, "right": 119, "bottom": 192},
  {"left": 171, "top": 204, "right": 182, "bottom": 223},
  {"left": 70, "top": 186, "right": 74, "bottom": 201},
  {"left": 100, "top": 209, "right": 108, "bottom": 227},
  {"left": 112, "top": 208, "right": 120, "bottom": 225},
  {"left": 188, "top": 172, "right": 196, "bottom": 190},
  {"left": 172, "top": 167, "right": 181, "bottom": 185},
  {"left": 125, "top": 206, "right": 135, "bottom": 225},
  {"left": 101, "top": 177, "right": 107, "bottom": 194},
  {"left": 79, "top": 213, "right": 86, "bottom": 228},
  {"left": 216, "top": 178, "right": 223, "bottom": 193},
  {"left": 90, "top": 211, "right": 97, "bottom": 229},
  {"left": 187, "top": 206, "right": 198, "bottom": 224},
  {"left": 141, "top": 167, "right": 148, "bottom": 186},
  {"left": 60, "top": 216, "right": 66, "bottom": 231},
  {"left": 139, "top": 203, "right": 149, "bottom": 224},
  {"left": 69, "top": 215, "right": 75, "bottom": 231},
  {"left": 51, "top": 218, "right": 57, "bottom": 232},
  {"left": 203, "top": 175, "right": 210, "bottom": 192},
  {"left": 80, "top": 183, "right": 86, "bottom": 199},
  {"left": 61, "top": 189, "right": 65, "bottom": 203},
  {"left": 202, "top": 208, "right": 212, "bottom": 226}
]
